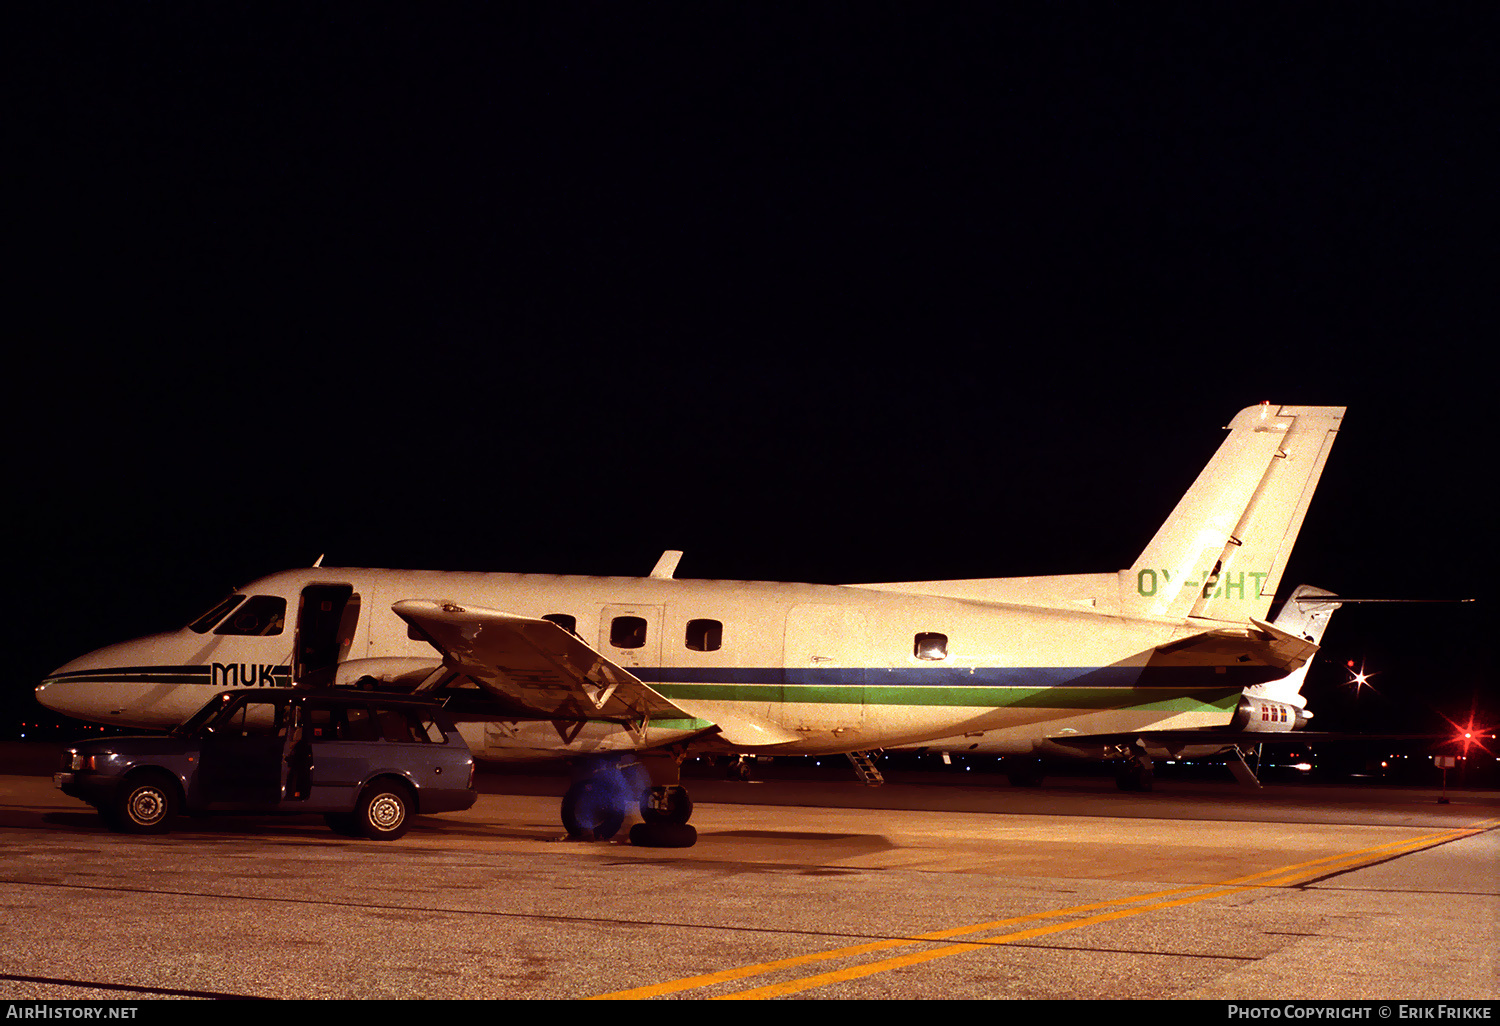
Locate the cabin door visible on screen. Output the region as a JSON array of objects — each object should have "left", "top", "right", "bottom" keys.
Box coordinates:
[
  {"left": 294, "top": 583, "right": 360, "bottom": 686},
  {"left": 780, "top": 604, "right": 867, "bottom": 732},
  {"left": 598, "top": 604, "right": 664, "bottom": 672}
]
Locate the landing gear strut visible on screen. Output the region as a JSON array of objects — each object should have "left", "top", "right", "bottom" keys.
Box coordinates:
[{"left": 1115, "top": 746, "right": 1154, "bottom": 792}]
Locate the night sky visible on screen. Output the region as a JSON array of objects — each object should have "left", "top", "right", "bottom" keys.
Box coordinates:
[{"left": 10, "top": 5, "right": 1492, "bottom": 741}]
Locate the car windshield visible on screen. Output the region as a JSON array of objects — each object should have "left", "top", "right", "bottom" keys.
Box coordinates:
[{"left": 171, "top": 692, "right": 238, "bottom": 738}]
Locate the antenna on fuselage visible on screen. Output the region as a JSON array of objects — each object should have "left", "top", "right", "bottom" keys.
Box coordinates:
[
  {"left": 312, "top": 554, "right": 325, "bottom": 568},
  {"left": 649, "top": 550, "right": 683, "bottom": 579}
]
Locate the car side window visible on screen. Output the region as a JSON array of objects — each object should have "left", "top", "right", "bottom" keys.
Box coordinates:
[
  {"left": 300, "top": 703, "right": 445, "bottom": 743},
  {"left": 414, "top": 716, "right": 447, "bottom": 743},
  {"left": 370, "top": 707, "right": 448, "bottom": 743},
  {"left": 340, "top": 706, "right": 381, "bottom": 742},
  {"left": 301, "top": 704, "right": 335, "bottom": 741},
  {"left": 376, "top": 707, "right": 425, "bottom": 743},
  {"left": 220, "top": 700, "right": 290, "bottom": 737}
]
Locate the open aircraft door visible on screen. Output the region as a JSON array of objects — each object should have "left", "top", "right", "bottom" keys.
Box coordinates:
[{"left": 294, "top": 583, "right": 362, "bottom": 686}]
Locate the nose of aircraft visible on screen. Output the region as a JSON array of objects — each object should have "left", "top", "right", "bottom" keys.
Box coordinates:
[
  {"left": 36, "top": 630, "right": 223, "bottom": 729},
  {"left": 35, "top": 639, "right": 189, "bottom": 727},
  {"left": 36, "top": 651, "right": 123, "bottom": 721}
]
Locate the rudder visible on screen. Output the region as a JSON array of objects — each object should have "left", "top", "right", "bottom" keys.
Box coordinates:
[{"left": 1120, "top": 404, "right": 1345, "bottom": 623}]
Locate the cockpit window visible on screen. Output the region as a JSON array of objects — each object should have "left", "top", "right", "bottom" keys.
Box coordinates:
[
  {"left": 214, "top": 595, "right": 287, "bottom": 636},
  {"left": 188, "top": 595, "right": 245, "bottom": 634}
]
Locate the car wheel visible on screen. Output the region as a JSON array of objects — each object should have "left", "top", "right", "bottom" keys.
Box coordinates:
[
  {"left": 355, "top": 782, "right": 413, "bottom": 840},
  {"left": 108, "top": 772, "right": 178, "bottom": 834}
]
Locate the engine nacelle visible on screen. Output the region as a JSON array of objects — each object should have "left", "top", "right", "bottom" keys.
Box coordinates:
[
  {"left": 1231, "top": 695, "right": 1306, "bottom": 732},
  {"left": 330, "top": 657, "right": 444, "bottom": 690}
]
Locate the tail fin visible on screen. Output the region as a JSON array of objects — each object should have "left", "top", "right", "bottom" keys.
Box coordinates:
[{"left": 1120, "top": 404, "right": 1345, "bottom": 622}]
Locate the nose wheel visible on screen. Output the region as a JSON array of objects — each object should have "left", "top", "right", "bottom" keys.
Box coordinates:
[{"left": 640, "top": 784, "right": 692, "bottom": 825}]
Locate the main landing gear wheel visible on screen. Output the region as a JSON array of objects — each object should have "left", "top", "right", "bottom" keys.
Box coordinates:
[
  {"left": 562, "top": 778, "right": 627, "bottom": 841},
  {"left": 1115, "top": 758, "right": 1154, "bottom": 792}
]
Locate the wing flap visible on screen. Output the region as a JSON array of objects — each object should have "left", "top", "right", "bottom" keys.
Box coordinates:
[{"left": 392, "top": 599, "right": 690, "bottom": 723}]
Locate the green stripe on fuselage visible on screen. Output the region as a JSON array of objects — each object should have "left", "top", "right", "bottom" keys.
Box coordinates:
[{"left": 653, "top": 682, "right": 1241, "bottom": 714}]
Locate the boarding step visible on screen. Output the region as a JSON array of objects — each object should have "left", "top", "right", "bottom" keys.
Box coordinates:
[{"left": 845, "top": 749, "right": 885, "bottom": 787}]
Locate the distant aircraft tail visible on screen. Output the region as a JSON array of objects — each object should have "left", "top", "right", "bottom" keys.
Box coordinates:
[{"left": 1120, "top": 404, "right": 1345, "bottom": 623}]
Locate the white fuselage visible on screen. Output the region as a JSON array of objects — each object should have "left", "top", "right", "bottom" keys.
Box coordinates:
[{"left": 38, "top": 566, "right": 1273, "bottom": 761}]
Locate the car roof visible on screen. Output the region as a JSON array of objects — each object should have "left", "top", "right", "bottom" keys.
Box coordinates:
[{"left": 233, "top": 688, "right": 446, "bottom": 708}]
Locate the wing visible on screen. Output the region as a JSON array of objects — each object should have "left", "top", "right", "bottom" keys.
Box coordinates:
[{"left": 392, "top": 599, "right": 690, "bottom": 724}]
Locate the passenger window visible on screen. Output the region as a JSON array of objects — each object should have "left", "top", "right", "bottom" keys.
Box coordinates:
[
  {"left": 610, "top": 616, "right": 648, "bottom": 649},
  {"left": 376, "top": 707, "right": 421, "bottom": 743},
  {"left": 221, "top": 700, "right": 289, "bottom": 737},
  {"left": 415, "top": 716, "right": 447, "bottom": 743},
  {"left": 914, "top": 633, "right": 948, "bottom": 660},
  {"left": 214, "top": 595, "right": 287, "bottom": 636},
  {"left": 542, "top": 613, "right": 578, "bottom": 635},
  {"left": 302, "top": 705, "right": 335, "bottom": 741},
  {"left": 340, "top": 706, "right": 381, "bottom": 742},
  {"left": 685, "top": 619, "right": 723, "bottom": 652},
  {"left": 189, "top": 595, "right": 245, "bottom": 634}
]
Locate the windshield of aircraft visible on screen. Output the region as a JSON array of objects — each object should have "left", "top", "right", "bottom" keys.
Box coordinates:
[
  {"left": 188, "top": 595, "right": 244, "bottom": 633},
  {"left": 171, "top": 692, "right": 238, "bottom": 737}
]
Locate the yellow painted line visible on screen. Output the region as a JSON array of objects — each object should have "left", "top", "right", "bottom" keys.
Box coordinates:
[
  {"left": 720, "top": 821, "right": 1500, "bottom": 1000},
  {"left": 587, "top": 882, "right": 1222, "bottom": 1000},
  {"left": 715, "top": 884, "right": 1260, "bottom": 999},
  {"left": 1217, "top": 823, "right": 1492, "bottom": 889},
  {"left": 592, "top": 816, "right": 1499, "bottom": 1000}
]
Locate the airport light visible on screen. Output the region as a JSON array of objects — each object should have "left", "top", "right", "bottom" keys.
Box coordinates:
[
  {"left": 1438, "top": 711, "right": 1494, "bottom": 758},
  {"left": 1343, "top": 658, "right": 1379, "bottom": 697}
]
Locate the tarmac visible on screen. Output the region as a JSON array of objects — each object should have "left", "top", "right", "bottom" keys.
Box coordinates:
[{"left": 1, "top": 743, "right": 1495, "bottom": 1001}]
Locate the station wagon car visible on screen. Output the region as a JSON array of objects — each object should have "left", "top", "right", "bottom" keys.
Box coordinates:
[{"left": 55, "top": 689, "right": 477, "bottom": 839}]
